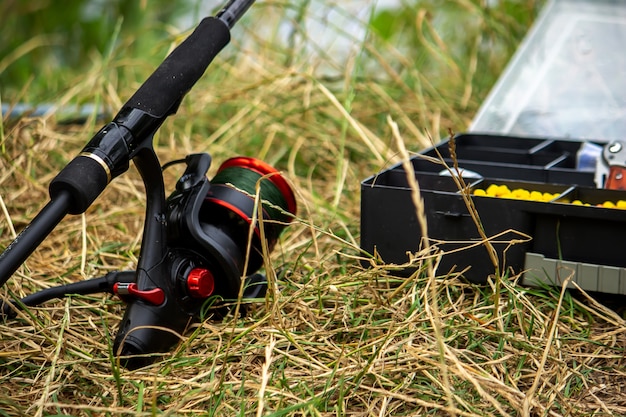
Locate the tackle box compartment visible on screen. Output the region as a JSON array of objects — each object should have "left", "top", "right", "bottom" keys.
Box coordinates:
[{"left": 360, "top": 133, "right": 626, "bottom": 294}]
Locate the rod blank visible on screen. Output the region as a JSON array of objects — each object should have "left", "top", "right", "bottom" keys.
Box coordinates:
[{"left": 217, "top": 0, "right": 255, "bottom": 28}]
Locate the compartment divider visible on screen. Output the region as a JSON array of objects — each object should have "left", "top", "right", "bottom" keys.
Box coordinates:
[
  {"left": 543, "top": 154, "right": 569, "bottom": 169},
  {"left": 529, "top": 139, "right": 555, "bottom": 154}
]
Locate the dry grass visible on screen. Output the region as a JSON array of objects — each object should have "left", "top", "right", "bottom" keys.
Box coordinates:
[{"left": 2, "top": 1, "right": 626, "bottom": 416}]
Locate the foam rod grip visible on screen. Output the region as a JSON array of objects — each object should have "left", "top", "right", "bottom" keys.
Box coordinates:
[
  {"left": 49, "top": 156, "right": 109, "bottom": 214},
  {"left": 123, "top": 17, "right": 231, "bottom": 118}
]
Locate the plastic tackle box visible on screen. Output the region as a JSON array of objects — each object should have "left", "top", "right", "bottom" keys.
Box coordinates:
[{"left": 360, "top": 133, "right": 626, "bottom": 294}]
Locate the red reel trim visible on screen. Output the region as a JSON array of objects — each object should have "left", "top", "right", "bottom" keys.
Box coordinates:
[{"left": 204, "top": 195, "right": 266, "bottom": 239}]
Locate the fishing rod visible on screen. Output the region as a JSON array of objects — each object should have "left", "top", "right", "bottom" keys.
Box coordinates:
[{"left": 0, "top": 0, "right": 297, "bottom": 369}]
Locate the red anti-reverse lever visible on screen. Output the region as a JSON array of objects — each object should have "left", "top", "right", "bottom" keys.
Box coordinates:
[{"left": 113, "top": 282, "right": 165, "bottom": 305}]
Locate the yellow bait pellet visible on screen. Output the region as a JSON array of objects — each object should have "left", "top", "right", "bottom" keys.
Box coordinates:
[{"left": 473, "top": 189, "right": 487, "bottom": 197}]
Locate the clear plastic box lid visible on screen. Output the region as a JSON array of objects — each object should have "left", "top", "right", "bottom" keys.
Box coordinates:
[{"left": 470, "top": 0, "right": 626, "bottom": 142}]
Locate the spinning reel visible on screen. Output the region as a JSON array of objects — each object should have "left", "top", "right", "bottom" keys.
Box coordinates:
[
  {"left": 0, "top": 0, "right": 296, "bottom": 369},
  {"left": 113, "top": 153, "right": 296, "bottom": 368}
]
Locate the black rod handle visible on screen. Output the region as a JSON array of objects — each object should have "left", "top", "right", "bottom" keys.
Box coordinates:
[{"left": 122, "top": 17, "right": 230, "bottom": 119}]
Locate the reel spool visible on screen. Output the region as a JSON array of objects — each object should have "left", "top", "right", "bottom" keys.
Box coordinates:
[{"left": 200, "top": 156, "right": 297, "bottom": 276}]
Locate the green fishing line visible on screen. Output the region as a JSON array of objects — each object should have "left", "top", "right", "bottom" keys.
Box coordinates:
[{"left": 211, "top": 166, "right": 291, "bottom": 224}]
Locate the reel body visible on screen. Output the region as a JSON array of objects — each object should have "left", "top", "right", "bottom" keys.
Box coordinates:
[{"left": 112, "top": 153, "right": 296, "bottom": 368}]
